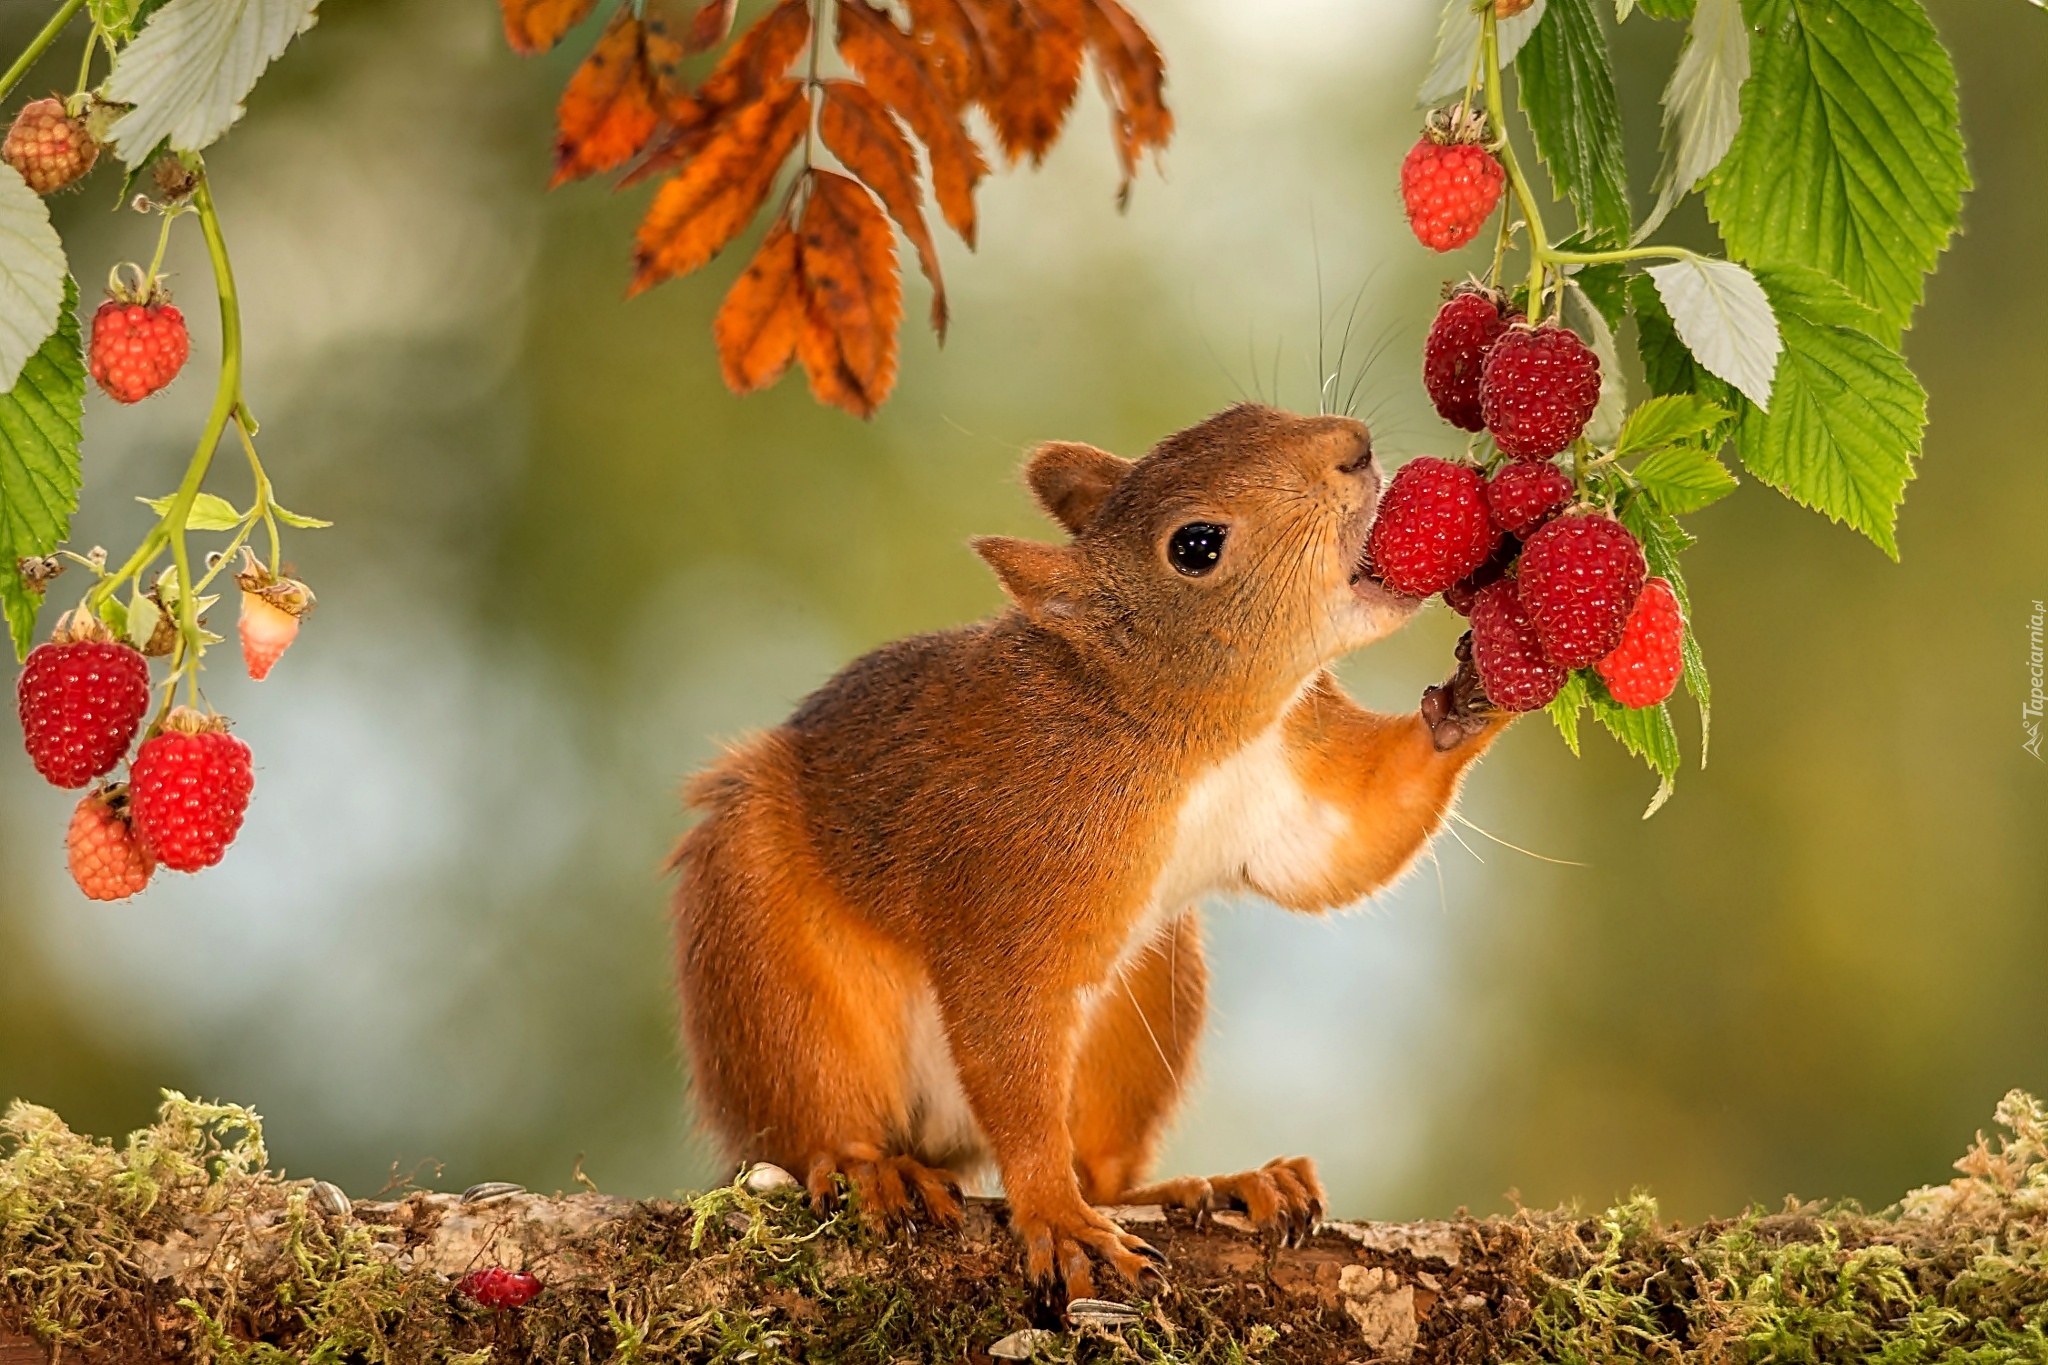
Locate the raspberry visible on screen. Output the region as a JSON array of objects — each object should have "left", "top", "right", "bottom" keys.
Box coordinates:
[
  {"left": 1479, "top": 323, "right": 1602, "bottom": 460},
  {"left": 128, "top": 707, "right": 254, "bottom": 873},
  {"left": 1442, "top": 537, "right": 1517, "bottom": 616},
  {"left": 1365, "top": 457, "right": 1500, "bottom": 598},
  {"left": 1423, "top": 288, "right": 1515, "bottom": 431},
  {"left": 459, "top": 1267, "right": 542, "bottom": 1310},
  {"left": 66, "top": 785, "right": 156, "bottom": 901},
  {"left": 17, "top": 616, "right": 152, "bottom": 788},
  {"left": 1596, "top": 576, "right": 1684, "bottom": 708},
  {"left": 2, "top": 97, "right": 98, "bottom": 194},
  {"left": 236, "top": 562, "right": 314, "bottom": 682},
  {"left": 1468, "top": 580, "right": 1564, "bottom": 712},
  {"left": 1497, "top": 0, "right": 1535, "bottom": 15},
  {"left": 1516, "top": 513, "right": 1647, "bottom": 669},
  {"left": 1400, "top": 106, "right": 1504, "bottom": 253},
  {"left": 88, "top": 273, "right": 190, "bottom": 404},
  {"left": 1486, "top": 460, "right": 1575, "bottom": 537}
]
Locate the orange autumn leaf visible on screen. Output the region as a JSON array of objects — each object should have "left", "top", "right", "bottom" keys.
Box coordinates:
[
  {"left": 968, "top": 0, "right": 1085, "bottom": 166},
  {"left": 905, "top": 0, "right": 991, "bottom": 107},
  {"left": 627, "top": 0, "right": 811, "bottom": 187},
  {"left": 836, "top": 0, "right": 988, "bottom": 247},
  {"left": 551, "top": 6, "right": 683, "bottom": 188},
  {"left": 796, "top": 172, "right": 902, "bottom": 417},
  {"left": 681, "top": 0, "right": 738, "bottom": 54},
  {"left": 819, "top": 80, "right": 947, "bottom": 338},
  {"left": 630, "top": 80, "right": 810, "bottom": 295},
  {"left": 714, "top": 218, "right": 806, "bottom": 393},
  {"left": 1082, "top": 0, "right": 1170, "bottom": 203},
  {"left": 499, "top": 0, "right": 600, "bottom": 55}
]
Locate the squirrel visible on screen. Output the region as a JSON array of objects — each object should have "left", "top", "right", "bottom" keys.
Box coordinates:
[{"left": 670, "top": 403, "right": 1507, "bottom": 1302}]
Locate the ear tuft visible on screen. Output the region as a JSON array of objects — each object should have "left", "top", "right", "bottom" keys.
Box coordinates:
[
  {"left": 1025, "top": 441, "right": 1132, "bottom": 535},
  {"left": 971, "top": 536, "right": 1083, "bottom": 619}
]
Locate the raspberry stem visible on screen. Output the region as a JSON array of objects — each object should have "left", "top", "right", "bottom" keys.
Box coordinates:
[{"left": 0, "top": 0, "right": 85, "bottom": 106}]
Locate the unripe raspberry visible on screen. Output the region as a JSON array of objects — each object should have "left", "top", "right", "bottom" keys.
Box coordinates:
[
  {"left": 1365, "top": 457, "right": 1499, "bottom": 598},
  {"left": 1480, "top": 323, "right": 1602, "bottom": 460},
  {"left": 1596, "top": 575, "right": 1684, "bottom": 707},
  {"left": 1468, "top": 579, "right": 1564, "bottom": 712},
  {"left": 1424, "top": 288, "right": 1516, "bottom": 431},
  {"left": 1486, "top": 460, "right": 1575, "bottom": 537},
  {"left": 1400, "top": 105, "right": 1503, "bottom": 253},
  {"left": 3, "top": 97, "right": 98, "bottom": 194},
  {"left": 17, "top": 615, "right": 152, "bottom": 787},
  {"left": 1516, "top": 513, "right": 1647, "bottom": 669},
  {"left": 89, "top": 271, "right": 190, "bottom": 403},
  {"left": 128, "top": 707, "right": 254, "bottom": 873},
  {"left": 66, "top": 785, "right": 156, "bottom": 901},
  {"left": 235, "top": 558, "right": 315, "bottom": 682}
]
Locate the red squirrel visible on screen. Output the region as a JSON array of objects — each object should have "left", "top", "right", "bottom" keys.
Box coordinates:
[{"left": 670, "top": 403, "right": 1507, "bottom": 1301}]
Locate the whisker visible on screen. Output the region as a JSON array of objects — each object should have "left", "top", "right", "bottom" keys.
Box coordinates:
[{"left": 1447, "top": 810, "right": 1589, "bottom": 867}]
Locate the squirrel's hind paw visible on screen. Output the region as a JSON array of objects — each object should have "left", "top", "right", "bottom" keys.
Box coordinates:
[
  {"left": 803, "top": 1145, "right": 965, "bottom": 1232},
  {"left": 1123, "top": 1156, "right": 1325, "bottom": 1247},
  {"left": 1013, "top": 1202, "right": 1167, "bottom": 1305}
]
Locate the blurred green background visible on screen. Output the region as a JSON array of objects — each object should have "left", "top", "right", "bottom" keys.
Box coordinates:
[{"left": 1, "top": 0, "right": 2043, "bottom": 1223}]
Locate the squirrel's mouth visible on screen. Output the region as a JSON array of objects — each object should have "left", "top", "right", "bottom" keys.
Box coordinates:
[{"left": 1345, "top": 506, "right": 1418, "bottom": 609}]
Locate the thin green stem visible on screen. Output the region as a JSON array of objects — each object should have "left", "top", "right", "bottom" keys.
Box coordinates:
[
  {"left": 145, "top": 208, "right": 178, "bottom": 282},
  {"left": 0, "top": 0, "right": 86, "bottom": 106},
  {"left": 1546, "top": 245, "right": 1697, "bottom": 267},
  {"left": 1481, "top": 11, "right": 1550, "bottom": 312},
  {"left": 72, "top": 22, "right": 95, "bottom": 96}
]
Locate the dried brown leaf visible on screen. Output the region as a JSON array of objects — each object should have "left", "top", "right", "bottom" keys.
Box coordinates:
[
  {"left": 796, "top": 171, "right": 902, "bottom": 417},
  {"left": 1082, "top": 0, "right": 1170, "bottom": 202},
  {"left": 680, "top": 0, "right": 738, "bottom": 54},
  {"left": 819, "top": 79, "right": 947, "bottom": 338},
  {"left": 500, "top": 0, "right": 601, "bottom": 55},
  {"left": 836, "top": 0, "right": 988, "bottom": 247},
  {"left": 627, "top": 0, "right": 812, "bottom": 187},
  {"left": 967, "top": 0, "right": 1084, "bottom": 165},
  {"left": 714, "top": 218, "right": 806, "bottom": 393},
  {"left": 551, "top": 7, "right": 685, "bottom": 187}
]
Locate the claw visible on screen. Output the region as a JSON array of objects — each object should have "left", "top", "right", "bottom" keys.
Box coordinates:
[{"left": 1131, "top": 1239, "right": 1169, "bottom": 1268}]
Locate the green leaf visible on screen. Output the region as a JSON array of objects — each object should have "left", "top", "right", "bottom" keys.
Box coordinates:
[
  {"left": 1420, "top": 0, "right": 1551, "bottom": 104},
  {"left": 270, "top": 502, "right": 332, "bottom": 529},
  {"left": 0, "top": 277, "right": 85, "bottom": 660},
  {"left": 0, "top": 166, "right": 69, "bottom": 391},
  {"left": 1547, "top": 670, "right": 1590, "bottom": 755},
  {"left": 1633, "top": 446, "right": 1738, "bottom": 513},
  {"left": 1590, "top": 683, "right": 1681, "bottom": 815},
  {"left": 1645, "top": 257, "right": 1782, "bottom": 410},
  {"left": 1703, "top": 0, "right": 1967, "bottom": 341},
  {"left": 1615, "top": 394, "right": 1734, "bottom": 457},
  {"left": 104, "top": 0, "right": 322, "bottom": 162},
  {"left": 1564, "top": 281, "right": 1627, "bottom": 447},
  {"left": 139, "top": 491, "right": 243, "bottom": 531},
  {"left": 1640, "top": 0, "right": 1749, "bottom": 238},
  {"left": 1616, "top": 490, "right": 1711, "bottom": 764},
  {"left": 124, "top": 591, "right": 159, "bottom": 651},
  {"left": 1635, "top": 0, "right": 1696, "bottom": 15},
  {"left": 1734, "top": 264, "right": 1924, "bottom": 558},
  {"left": 1517, "top": 0, "right": 1632, "bottom": 244}
]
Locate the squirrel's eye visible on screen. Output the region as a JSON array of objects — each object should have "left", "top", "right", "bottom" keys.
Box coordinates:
[{"left": 1167, "top": 523, "right": 1227, "bottom": 577}]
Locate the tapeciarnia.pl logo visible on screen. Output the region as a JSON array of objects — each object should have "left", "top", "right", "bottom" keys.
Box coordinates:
[{"left": 2026, "top": 600, "right": 2045, "bottom": 761}]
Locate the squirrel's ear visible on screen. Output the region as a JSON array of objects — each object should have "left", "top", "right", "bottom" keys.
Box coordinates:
[
  {"left": 1025, "top": 441, "right": 1131, "bottom": 535},
  {"left": 971, "top": 536, "right": 1085, "bottom": 619}
]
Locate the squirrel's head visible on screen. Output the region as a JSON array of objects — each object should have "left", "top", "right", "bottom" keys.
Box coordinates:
[{"left": 974, "top": 403, "right": 1419, "bottom": 710}]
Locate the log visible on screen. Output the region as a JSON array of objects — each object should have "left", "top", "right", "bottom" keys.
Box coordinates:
[{"left": 3, "top": 1091, "right": 2046, "bottom": 1363}]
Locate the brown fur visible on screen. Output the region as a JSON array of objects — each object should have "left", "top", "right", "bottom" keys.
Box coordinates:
[{"left": 670, "top": 404, "right": 1509, "bottom": 1300}]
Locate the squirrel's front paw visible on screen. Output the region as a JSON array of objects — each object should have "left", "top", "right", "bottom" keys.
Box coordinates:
[
  {"left": 1422, "top": 631, "right": 1503, "bottom": 752},
  {"left": 1011, "top": 1198, "right": 1167, "bottom": 1305}
]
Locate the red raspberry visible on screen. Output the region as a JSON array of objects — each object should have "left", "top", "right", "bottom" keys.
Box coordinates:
[
  {"left": 1479, "top": 323, "right": 1602, "bottom": 460},
  {"left": 1442, "top": 537, "right": 1517, "bottom": 616},
  {"left": 17, "top": 618, "right": 152, "bottom": 788},
  {"left": 127, "top": 707, "right": 254, "bottom": 873},
  {"left": 1365, "top": 457, "right": 1500, "bottom": 598},
  {"left": 1468, "top": 580, "right": 1564, "bottom": 712},
  {"left": 66, "top": 785, "right": 156, "bottom": 901},
  {"left": 1400, "top": 106, "right": 1503, "bottom": 253},
  {"left": 1596, "top": 575, "right": 1684, "bottom": 707},
  {"left": 1497, "top": 0, "right": 1535, "bottom": 15},
  {"left": 2, "top": 97, "right": 98, "bottom": 194},
  {"left": 459, "top": 1267, "right": 542, "bottom": 1310},
  {"left": 88, "top": 277, "right": 190, "bottom": 403},
  {"left": 1516, "top": 513, "right": 1647, "bottom": 669},
  {"left": 1486, "top": 460, "right": 1575, "bottom": 537},
  {"left": 1423, "top": 288, "right": 1516, "bottom": 431}
]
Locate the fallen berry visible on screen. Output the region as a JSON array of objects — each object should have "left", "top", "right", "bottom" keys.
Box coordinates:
[
  {"left": 1468, "top": 579, "right": 1564, "bottom": 712},
  {"left": 66, "top": 785, "right": 155, "bottom": 901},
  {"left": 89, "top": 270, "right": 190, "bottom": 403},
  {"left": 1486, "top": 460, "right": 1575, "bottom": 537},
  {"left": 1480, "top": 323, "right": 1602, "bottom": 460},
  {"left": 235, "top": 559, "right": 315, "bottom": 682},
  {"left": 459, "top": 1267, "right": 542, "bottom": 1310},
  {"left": 128, "top": 707, "right": 254, "bottom": 873},
  {"left": 1442, "top": 537, "right": 1518, "bottom": 616},
  {"left": 1424, "top": 287, "right": 1515, "bottom": 431},
  {"left": 1517, "top": 513, "right": 1647, "bottom": 669},
  {"left": 1366, "top": 457, "right": 1500, "bottom": 598},
  {"left": 1596, "top": 575, "right": 1685, "bottom": 707},
  {"left": 2, "top": 97, "right": 97, "bottom": 194},
  {"left": 1400, "top": 105, "right": 1504, "bottom": 253},
  {"left": 17, "top": 615, "right": 152, "bottom": 788}
]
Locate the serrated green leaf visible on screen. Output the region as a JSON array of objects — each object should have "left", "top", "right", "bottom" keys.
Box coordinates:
[
  {"left": 1735, "top": 264, "right": 1924, "bottom": 558},
  {"left": 1633, "top": 446, "right": 1738, "bottom": 513},
  {"left": 0, "top": 277, "right": 83, "bottom": 660},
  {"left": 104, "top": 0, "right": 322, "bottom": 162},
  {"left": 1564, "top": 281, "right": 1627, "bottom": 446},
  {"left": 1636, "top": 0, "right": 1696, "bottom": 15},
  {"left": 1616, "top": 490, "right": 1711, "bottom": 765},
  {"left": 0, "top": 167, "right": 69, "bottom": 393},
  {"left": 1615, "top": 394, "right": 1734, "bottom": 457},
  {"left": 1547, "top": 670, "right": 1590, "bottom": 755},
  {"left": 1704, "top": 0, "right": 1967, "bottom": 341},
  {"left": 1589, "top": 680, "right": 1681, "bottom": 815},
  {"left": 1517, "top": 0, "right": 1632, "bottom": 244},
  {"left": 270, "top": 502, "right": 331, "bottom": 529},
  {"left": 1639, "top": 0, "right": 1748, "bottom": 239},
  {"left": 139, "top": 490, "right": 243, "bottom": 530},
  {"left": 1420, "top": 0, "right": 1550, "bottom": 104},
  {"left": 125, "top": 591, "right": 159, "bottom": 650},
  {"left": 1646, "top": 256, "right": 1781, "bottom": 410},
  {"left": 1629, "top": 277, "right": 1746, "bottom": 458},
  {"left": 1680, "top": 629, "right": 1710, "bottom": 765}
]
